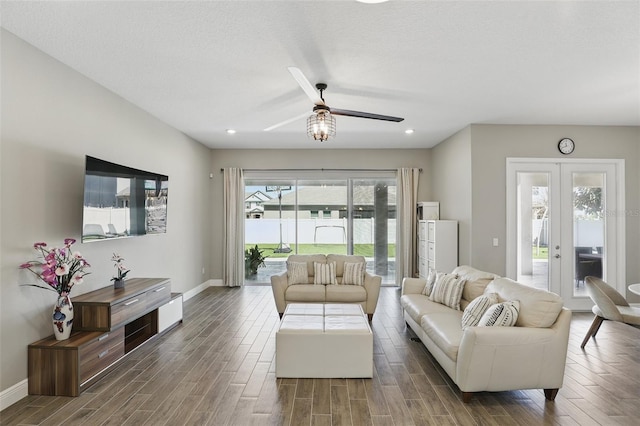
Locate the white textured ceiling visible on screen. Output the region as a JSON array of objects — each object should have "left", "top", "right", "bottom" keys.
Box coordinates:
[{"left": 2, "top": 1, "right": 639, "bottom": 149}]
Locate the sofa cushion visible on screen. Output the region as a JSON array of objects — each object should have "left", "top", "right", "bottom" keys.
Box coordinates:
[
  {"left": 486, "top": 277, "right": 563, "bottom": 327},
  {"left": 429, "top": 272, "right": 466, "bottom": 310},
  {"left": 314, "top": 262, "right": 337, "bottom": 285},
  {"left": 452, "top": 265, "right": 500, "bottom": 303},
  {"left": 326, "top": 284, "right": 366, "bottom": 303},
  {"left": 287, "top": 261, "right": 309, "bottom": 285},
  {"left": 461, "top": 292, "right": 499, "bottom": 328},
  {"left": 420, "top": 312, "right": 464, "bottom": 361},
  {"left": 287, "top": 254, "right": 328, "bottom": 283},
  {"left": 478, "top": 300, "right": 520, "bottom": 327},
  {"left": 285, "top": 284, "right": 326, "bottom": 302},
  {"left": 327, "top": 254, "right": 366, "bottom": 277},
  {"left": 400, "top": 294, "right": 455, "bottom": 324},
  {"left": 342, "top": 262, "right": 365, "bottom": 285}
]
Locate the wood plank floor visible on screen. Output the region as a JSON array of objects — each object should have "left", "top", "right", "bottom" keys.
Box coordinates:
[{"left": 2, "top": 286, "right": 640, "bottom": 425}]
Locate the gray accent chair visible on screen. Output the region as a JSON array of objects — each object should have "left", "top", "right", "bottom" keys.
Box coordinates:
[{"left": 580, "top": 276, "right": 640, "bottom": 349}]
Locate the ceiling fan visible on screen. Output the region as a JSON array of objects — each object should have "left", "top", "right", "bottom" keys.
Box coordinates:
[{"left": 264, "top": 67, "right": 404, "bottom": 141}]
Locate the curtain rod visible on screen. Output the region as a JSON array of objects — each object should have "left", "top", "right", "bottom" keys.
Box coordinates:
[{"left": 220, "top": 168, "right": 422, "bottom": 172}]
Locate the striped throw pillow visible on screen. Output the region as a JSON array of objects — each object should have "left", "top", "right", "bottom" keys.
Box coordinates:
[
  {"left": 421, "top": 268, "right": 437, "bottom": 296},
  {"left": 287, "top": 261, "right": 308, "bottom": 285},
  {"left": 342, "top": 262, "right": 365, "bottom": 285},
  {"left": 429, "top": 272, "right": 466, "bottom": 310},
  {"left": 314, "top": 262, "right": 337, "bottom": 285},
  {"left": 478, "top": 300, "right": 520, "bottom": 327},
  {"left": 461, "top": 293, "right": 499, "bottom": 328}
]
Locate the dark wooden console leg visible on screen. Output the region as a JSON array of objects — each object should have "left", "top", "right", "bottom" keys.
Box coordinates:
[
  {"left": 368, "top": 314, "right": 373, "bottom": 322},
  {"left": 461, "top": 392, "right": 473, "bottom": 403},
  {"left": 544, "top": 388, "right": 559, "bottom": 401}
]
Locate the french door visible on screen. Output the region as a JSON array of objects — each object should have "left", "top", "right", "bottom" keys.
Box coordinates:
[{"left": 506, "top": 159, "right": 625, "bottom": 310}]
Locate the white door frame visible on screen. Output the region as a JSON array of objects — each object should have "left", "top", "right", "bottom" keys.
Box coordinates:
[{"left": 506, "top": 158, "right": 626, "bottom": 310}]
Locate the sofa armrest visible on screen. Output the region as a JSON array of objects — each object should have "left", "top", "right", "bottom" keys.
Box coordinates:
[
  {"left": 270, "top": 272, "right": 289, "bottom": 314},
  {"left": 455, "top": 308, "right": 572, "bottom": 392},
  {"left": 401, "top": 277, "right": 426, "bottom": 296},
  {"left": 363, "top": 272, "right": 382, "bottom": 315}
]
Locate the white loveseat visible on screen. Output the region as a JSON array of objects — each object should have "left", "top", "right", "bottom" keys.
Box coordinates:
[
  {"left": 270, "top": 254, "right": 382, "bottom": 321},
  {"left": 401, "top": 265, "right": 572, "bottom": 403}
]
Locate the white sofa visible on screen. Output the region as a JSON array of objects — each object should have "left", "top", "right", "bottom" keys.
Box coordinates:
[
  {"left": 270, "top": 254, "right": 382, "bottom": 321},
  {"left": 401, "top": 265, "right": 572, "bottom": 403}
]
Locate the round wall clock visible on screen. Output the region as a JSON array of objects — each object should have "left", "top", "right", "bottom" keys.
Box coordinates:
[{"left": 558, "top": 138, "right": 575, "bottom": 155}]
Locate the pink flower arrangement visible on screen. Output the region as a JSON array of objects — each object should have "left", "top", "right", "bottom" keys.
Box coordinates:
[{"left": 20, "top": 238, "right": 90, "bottom": 296}]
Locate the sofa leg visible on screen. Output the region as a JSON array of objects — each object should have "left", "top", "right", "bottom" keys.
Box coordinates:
[
  {"left": 581, "top": 316, "right": 604, "bottom": 349},
  {"left": 544, "top": 388, "right": 559, "bottom": 401},
  {"left": 368, "top": 314, "right": 373, "bottom": 322},
  {"left": 278, "top": 313, "right": 283, "bottom": 319},
  {"left": 461, "top": 392, "right": 473, "bottom": 403}
]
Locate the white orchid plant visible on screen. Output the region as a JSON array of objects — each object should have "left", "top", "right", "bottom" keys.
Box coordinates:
[{"left": 111, "top": 253, "right": 130, "bottom": 282}]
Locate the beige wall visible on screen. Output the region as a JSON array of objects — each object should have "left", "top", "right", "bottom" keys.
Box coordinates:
[
  {"left": 432, "top": 123, "right": 640, "bottom": 301},
  {"left": 0, "top": 30, "right": 212, "bottom": 392},
  {"left": 431, "top": 126, "right": 472, "bottom": 265},
  {"left": 210, "top": 149, "right": 431, "bottom": 279}
]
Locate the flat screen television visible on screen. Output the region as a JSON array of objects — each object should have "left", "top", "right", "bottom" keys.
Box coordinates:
[{"left": 82, "top": 156, "right": 169, "bottom": 243}]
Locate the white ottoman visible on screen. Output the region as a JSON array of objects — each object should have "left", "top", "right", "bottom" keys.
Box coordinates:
[{"left": 276, "top": 303, "right": 373, "bottom": 378}]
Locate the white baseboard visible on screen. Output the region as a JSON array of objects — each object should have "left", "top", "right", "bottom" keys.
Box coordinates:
[
  {"left": 0, "top": 379, "right": 28, "bottom": 411},
  {"left": 182, "top": 279, "right": 224, "bottom": 301}
]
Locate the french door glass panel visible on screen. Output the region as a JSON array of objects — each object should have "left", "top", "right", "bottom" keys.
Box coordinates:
[
  {"left": 515, "top": 170, "right": 554, "bottom": 292},
  {"left": 244, "top": 176, "right": 396, "bottom": 285}
]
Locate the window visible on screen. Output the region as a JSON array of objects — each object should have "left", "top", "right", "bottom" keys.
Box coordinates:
[{"left": 244, "top": 172, "right": 396, "bottom": 286}]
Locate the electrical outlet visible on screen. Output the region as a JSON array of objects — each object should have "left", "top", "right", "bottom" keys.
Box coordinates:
[
  {"left": 492, "top": 238, "right": 499, "bottom": 247},
  {"left": 201, "top": 267, "right": 205, "bottom": 274}
]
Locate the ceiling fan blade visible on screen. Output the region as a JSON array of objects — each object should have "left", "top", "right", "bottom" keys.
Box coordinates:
[
  {"left": 288, "top": 66, "right": 324, "bottom": 105},
  {"left": 263, "top": 112, "right": 309, "bottom": 132},
  {"left": 330, "top": 108, "right": 404, "bottom": 122}
]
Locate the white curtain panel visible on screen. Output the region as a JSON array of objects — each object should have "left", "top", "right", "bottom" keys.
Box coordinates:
[
  {"left": 223, "top": 168, "right": 245, "bottom": 287},
  {"left": 396, "top": 168, "right": 420, "bottom": 286}
]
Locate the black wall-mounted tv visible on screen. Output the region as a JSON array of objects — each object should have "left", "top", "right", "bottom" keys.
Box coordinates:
[{"left": 82, "top": 156, "right": 169, "bottom": 243}]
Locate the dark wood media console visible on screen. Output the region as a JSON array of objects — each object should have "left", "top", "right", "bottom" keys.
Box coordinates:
[{"left": 28, "top": 278, "right": 180, "bottom": 397}]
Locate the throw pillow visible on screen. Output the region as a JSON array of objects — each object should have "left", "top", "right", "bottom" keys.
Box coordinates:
[
  {"left": 429, "top": 272, "right": 466, "bottom": 310},
  {"left": 287, "top": 261, "right": 308, "bottom": 285},
  {"left": 478, "top": 300, "right": 520, "bottom": 327},
  {"left": 421, "top": 268, "right": 437, "bottom": 296},
  {"left": 342, "top": 262, "right": 365, "bottom": 285},
  {"left": 461, "top": 293, "right": 499, "bottom": 329},
  {"left": 314, "top": 262, "right": 337, "bottom": 285}
]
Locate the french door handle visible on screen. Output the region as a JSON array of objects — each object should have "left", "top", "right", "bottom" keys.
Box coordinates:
[{"left": 554, "top": 254, "right": 561, "bottom": 258}]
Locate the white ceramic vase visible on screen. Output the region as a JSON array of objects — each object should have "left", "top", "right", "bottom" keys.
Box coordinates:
[{"left": 52, "top": 293, "right": 73, "bottom": 340}]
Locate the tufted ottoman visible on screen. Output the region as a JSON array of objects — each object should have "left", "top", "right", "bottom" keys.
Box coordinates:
[{"left": 275, "top": 303, "right": 373, "bottom": 378}]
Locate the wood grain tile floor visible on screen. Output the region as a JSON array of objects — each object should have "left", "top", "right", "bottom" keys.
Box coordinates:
[{"left": 2, "top": 286, "right": 640, "bottom": 425}]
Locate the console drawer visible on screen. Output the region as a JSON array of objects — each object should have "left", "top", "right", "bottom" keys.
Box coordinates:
[
  {"left": 79, "top": 327, "right": 124, "bottom": 384},
  {"left": 111, "top": 293, "right": 148, "bottom": 328},
  {"left": 147, "top": 284, "right": 171, "bottom": 310}
]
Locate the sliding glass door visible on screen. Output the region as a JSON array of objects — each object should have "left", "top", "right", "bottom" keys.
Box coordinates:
[{"left": 244, "top": 174, "right": 396, "bottom": 285}]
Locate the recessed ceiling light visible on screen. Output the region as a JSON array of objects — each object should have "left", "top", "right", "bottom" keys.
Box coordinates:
[
  {"left": 226, "top": 129, "right": 236, "bottom": 134},
  {"left": 356, "top": 0, "right": 389, "bottom": 3},
  {"left": 405, "top": 129, "right": 414, "bottom": 134}
]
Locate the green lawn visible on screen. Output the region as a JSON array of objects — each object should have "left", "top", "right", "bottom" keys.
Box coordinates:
[
  {"left": 246, "top": 244, "right": 396, "bottom": 258},
  {"left": 532, "top": 246, "right": 549, "bottom": 259}
]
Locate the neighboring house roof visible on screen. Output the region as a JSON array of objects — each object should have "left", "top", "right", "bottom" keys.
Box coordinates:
[{"left": 245, "top": 190, "right": 271, "bottom": 203}]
